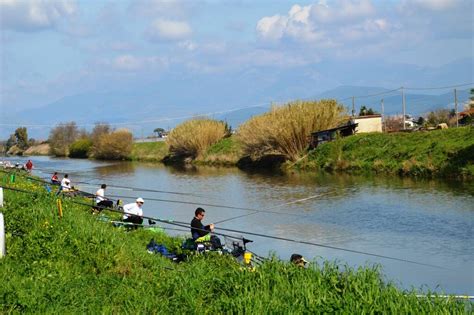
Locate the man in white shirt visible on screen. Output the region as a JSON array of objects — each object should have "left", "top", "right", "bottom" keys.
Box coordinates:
[
  {"left": 60, "top": 174, "right": 71, "bottom": 192},
  {"left": 122, "top": 198, "right": 145, "bottom": 226},
  {"left": 95, "top": 184, "right": 114, "bottom": 211}
]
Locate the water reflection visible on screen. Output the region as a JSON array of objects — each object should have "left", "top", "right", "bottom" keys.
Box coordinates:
[{"left": 6, "top": 156, "right": 474, "bottom": 294}]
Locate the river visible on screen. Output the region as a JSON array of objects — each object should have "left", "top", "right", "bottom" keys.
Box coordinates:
[{"left": 4, "top": 156, "right": 474, "bottom": 295}]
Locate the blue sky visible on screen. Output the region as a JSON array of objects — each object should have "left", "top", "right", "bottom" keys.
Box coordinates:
[{"left": 0, "top": 0, "right": 473, "bottom": 122}]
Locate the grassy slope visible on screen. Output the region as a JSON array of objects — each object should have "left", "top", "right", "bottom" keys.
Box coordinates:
[
  {"left": 296, "top": 126, "right": 474, "bottom": 179},
  {"left": 130, "top": 141, "right": 169, "bottom": 162},
  {"left": 0, "top": 174, "right": 469, "bottom": 313},
  {"left": 196, "top": 136, "right": 243, "bottom": 166}
]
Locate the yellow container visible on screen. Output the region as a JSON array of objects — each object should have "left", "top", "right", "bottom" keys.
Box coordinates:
[{"left": 243, "top": 252, "right": 252, "bottom": 264}]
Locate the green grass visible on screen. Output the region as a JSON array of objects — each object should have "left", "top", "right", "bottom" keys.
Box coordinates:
[
  {"left": 296, "top": 126, "right": 474, "bottom": 179},
  {"left": 0, "top": 174, "right": 470, "bottom": 313},
  {"left": 130, "top": 141, "right": 169, "bottom": 162},
  {"left": 196, "top": 136, "right": 243, "bottom": 166}
]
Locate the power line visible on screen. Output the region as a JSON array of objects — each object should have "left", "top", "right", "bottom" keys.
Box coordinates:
[{"left": 404, "top": 83, "right": 473, "bottom": 90}]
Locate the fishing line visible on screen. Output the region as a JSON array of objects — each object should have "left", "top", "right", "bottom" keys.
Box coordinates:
[
  {"left": 4, "top": 170, "right": 310, "bottom": 219},
  {"left": 32, "top": 167, "right": 201, "bottom": 197},
  {"left": 0, "top": 184, "right": 448, "bottom": 269},
  {"left": 106, "top": 194, "right": 310, "bottom": 218},
  {"left": 213, "top": 191, "right": 334, "bottom": 224}
]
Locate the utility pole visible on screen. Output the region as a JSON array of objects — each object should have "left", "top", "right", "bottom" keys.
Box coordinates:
[
  {"left": 352, "top": 96, "right": 355, "bottom": 117},
  {"left": 381, "top": 98, "right": 384, "bottom": 132},
  {"left": 402, "top": 87, "right": 406, "bottom": 130},
  {"left": 454, "top": 88, "right": 458, "bottom": 128}
]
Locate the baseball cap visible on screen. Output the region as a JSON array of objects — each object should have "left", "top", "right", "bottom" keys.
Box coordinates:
[{"left": 136, "top": 197, "right": 145, "bottom": 203}]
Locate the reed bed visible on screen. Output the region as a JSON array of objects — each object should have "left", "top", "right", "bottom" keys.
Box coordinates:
[
  {"left": 238, "top": 100, "right": 347, "bottom": 162},
  {"left": 167, "top": 118, "right": 228, "bottom": 158},
  {"left": 0, "top": 175, "right": 470, "bottom": 313},
  {"left": 92, "top": 128, "right": 133, "bottom": 160}
]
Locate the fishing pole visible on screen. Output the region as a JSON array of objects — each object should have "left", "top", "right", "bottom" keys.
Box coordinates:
[
  {"left": 75, "top": 198, "right": 448, "bottom": 269},
  {"left": 1, "top": 184, "right": 447, "bottom": 269},
  {"left": 32, "top": 167, "right": 202, "bottom": 197},
  {"left": 23, "top": 168, "right": 322, "bottom": 221},
  {"left": 7, "top": 171, "right": 309, "bottom": 219},
  {"left": 211, "top": 225, "right": 446, "bottom": 269},
  {"left": 106, "top": 194, "right": 310, "bottom": 218},
  {"left": 214, "top": 191, "right": 334, "bottom": 224}
]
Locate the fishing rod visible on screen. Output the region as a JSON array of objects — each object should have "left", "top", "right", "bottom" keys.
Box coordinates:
[
  {"left": 71, "top": 198, "right": 449, "bottom": 269},
  {"left": 214, "top": 191, "right": 334, "bottom": 224},
  {"left": 54, "top": 190, "right": 445, "bottom": 270},
  {"left": 0, "top": 184, "right": 447, "bottom": 269},
  {"left": 32, "top": 167, "right": 202, "bottom": 197},
  {"left": 8, "top": 171, "right": 311, "bottom": 219},
  {"left": 106, "top": 194, "right": 310, "bottom": 218}
]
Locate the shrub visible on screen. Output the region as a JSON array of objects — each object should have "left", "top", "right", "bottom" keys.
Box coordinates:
[
  {"left": 167, "top": 119, "right": 228, "bottom": 158},
  {"left": 69, "top": 138, "right": 93, "bottom": 158},
  {"left": 92, "top": 129, "right": 133, "bottom": 160},
  {"left": 237, "top": 100, "right": 347, "bottom": 161},
  {"left": 48, "top": 122, "right": 79, "bottom": 157}
]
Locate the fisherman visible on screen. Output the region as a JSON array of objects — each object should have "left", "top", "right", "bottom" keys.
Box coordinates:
[
  {"left": 190, "top": 207, "right": 222, "bottom": 249},
  {"left": 122, "top": 198, "right": 145, "bottom": 226},
  {"left": 290, "top": 253, "right": 308, "bottom": 268},
  {"left": 25, "top": 160, "right": 33, "bottom": 173},
  {"left": 94, "top": 184, "right": 114, "bottom": 211},
  {"left": 51, "top": 172, "right": 60, "bottom": 185},
  {"left": 60, "top": 174, "right": 72, "bottom": 192}
]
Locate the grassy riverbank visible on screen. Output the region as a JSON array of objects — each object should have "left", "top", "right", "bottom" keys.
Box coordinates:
[
  {"left": 130, "top": 141, "right": 169, "bottom": 162},
  {"left": 130, "top": 127, "right": 474, "bottom": 179},
  {"left": 296, "top": 126, "right": 474, "bottom": 179},
  {"left": 1, "top": 175, "right": 469, "bottom": 313}
]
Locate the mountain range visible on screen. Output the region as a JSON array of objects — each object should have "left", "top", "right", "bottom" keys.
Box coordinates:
[{"left": 1, "top": 85, "right": 470, "bottom": 139}]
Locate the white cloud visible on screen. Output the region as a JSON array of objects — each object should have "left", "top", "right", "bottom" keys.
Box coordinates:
[
  {"left": 0, "top": 0, "right": 77, "bottom": 32},
  {"left": 256, "top": 0, "right": 381, "bottom": 45},
  {"left": 147, "top": 19, "right": 192, "bottom": 41}
]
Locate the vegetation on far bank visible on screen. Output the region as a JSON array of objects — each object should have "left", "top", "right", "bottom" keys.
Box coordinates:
[
  {"left": 130, "top": 141, "right": 169, "bottom": 162},
  {"left": 238, "top": 100, "right": 347, "bottom": 162},
  {"left": 166, "top": 118, "right": 231, "bottom": 159},
  {"left": 0, "top": 175, "right": 469, "bottom": 313},
  {"left": 295, "top": 126, "right": 474, "bottom": 179}
]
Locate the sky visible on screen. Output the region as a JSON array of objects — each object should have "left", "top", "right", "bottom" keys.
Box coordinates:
[{"left": 0, "top": 0, "right": 473, "bottom": 134}]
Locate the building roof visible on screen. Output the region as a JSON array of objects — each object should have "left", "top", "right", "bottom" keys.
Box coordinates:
[
  {"left": 353, "top": 114, "right": 382, "bottom": 119},
  {"left": 459, "top": 108, "right": 474, "bottom": 117},
  {"left": 311, "top": 122, "right": 358, "bottom": 135}
]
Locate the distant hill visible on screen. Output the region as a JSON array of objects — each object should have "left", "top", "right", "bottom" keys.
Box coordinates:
[
  {"left": 2, "top": 84, "right": 471, "bottom": 138},
  {"left": 216, "top": 87, "right": 471, "bottom": 128}
]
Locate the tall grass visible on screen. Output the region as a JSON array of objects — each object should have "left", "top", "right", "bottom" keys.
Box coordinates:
[
  {"left": 0, "top": 175, "right": 470, "bottom": 313},
  {"left": 92, "top": 128, "right": 133, "bottom": 160},
  {"left": 238, "top": 100, "right": 347, "bottom": 162},
  {"left": 167, "top": 118, "right": 228, "bottom": 158}
]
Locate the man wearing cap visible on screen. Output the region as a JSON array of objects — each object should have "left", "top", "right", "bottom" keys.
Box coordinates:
[
  {"left": 290, "top": 254, "right": 308, "bottom": 268},
  {"left": 122, "top": 198, "right": 145, "bottom": 226}
]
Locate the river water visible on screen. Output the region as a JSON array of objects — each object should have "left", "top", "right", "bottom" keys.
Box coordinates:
[{"left": 5, "top": 156, "right": 474, "bottom": 295}]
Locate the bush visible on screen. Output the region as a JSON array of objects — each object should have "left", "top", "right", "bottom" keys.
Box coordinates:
[
  {"left": 237, "top": 100, "right": 347, "bottom": 161},
  {"left": 48, "top": 122, "right": 79, "bottom": 157},
  {"left": 167, "top": 119, "right": 228, "bottom": 158},
  {"left": 69, "top": 138, "right": 93, "bottom": 158},
  {"left": 92, "top": 129, "right": 133, "bottom": 160}
]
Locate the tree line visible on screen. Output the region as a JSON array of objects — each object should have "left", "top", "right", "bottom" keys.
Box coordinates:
[{"left": 48, "top": 122, "right": 133, "bottom": 160}]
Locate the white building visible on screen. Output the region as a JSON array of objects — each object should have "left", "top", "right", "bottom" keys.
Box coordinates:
[{"left": 352, "top": 115, "right": 383, "bottom": 133}]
